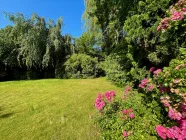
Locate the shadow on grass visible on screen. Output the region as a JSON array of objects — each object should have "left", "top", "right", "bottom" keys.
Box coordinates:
[
  {"left": 0, "top": 113, "right": 14, "bottom": 119},
  {"left": 0, "top": 106, "right": 14, "bottom": 119}
]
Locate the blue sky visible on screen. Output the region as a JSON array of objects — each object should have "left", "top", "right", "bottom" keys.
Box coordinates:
[{"left": 0, "top": 0, "right": 85, "bottom": 38}]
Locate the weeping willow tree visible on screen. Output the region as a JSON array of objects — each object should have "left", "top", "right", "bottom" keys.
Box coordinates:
[{"left": 0, "top": 12, "right": 74, "bottom": 80}]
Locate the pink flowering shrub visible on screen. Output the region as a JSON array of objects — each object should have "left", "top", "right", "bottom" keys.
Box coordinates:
[
  {"left": 95, "top": 91, "right": 116, "bottom": 111},
  {"left": 146, "top": 59, "right": 186, "bottom": 139},
  {"left": 139, "top": 78, "right": 155, "bottom": 92},
  {"left": 94, "top": 89, "right": 164, "bottom": 140},
  {"left": 157, "top": 0, "right": 186, "bottom": 32}
]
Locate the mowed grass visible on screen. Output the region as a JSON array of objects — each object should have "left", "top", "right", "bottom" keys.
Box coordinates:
[{"left": 0, "top": 78, "right": 123, "bottom": 140}]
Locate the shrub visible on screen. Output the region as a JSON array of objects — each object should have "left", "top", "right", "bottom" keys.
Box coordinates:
[
  {"left": 138, "top": 55, "right": 186, "bottom": 139},
  {"left": 94, "top": 89, "right": 165, "bottom": 140},
  {"left": 64, "top": 54, "right": 101, "bottom": 79},
  {"left": 102, "top": 54, "right": 128, "bottom": 87},
  {"left": 103, "top": 54, "right": 149, "bottom": 87}
]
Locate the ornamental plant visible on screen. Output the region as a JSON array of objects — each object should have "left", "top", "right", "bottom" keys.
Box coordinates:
[
  {"left": 94, "top": 88, "right": 165, "bottom": 140},
  {"left": 64, "top": 54, "right": 101, "bottom": 79},
  {"left": 154, "top": 60, "right": 186, "bottom": 140},
  {"left": 139, "top": 56, "right": 186, "bottom": 139}
]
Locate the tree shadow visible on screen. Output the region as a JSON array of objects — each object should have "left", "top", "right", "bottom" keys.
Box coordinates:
[
  {"left": 0, "top": 106, "right": 15, "bottom": 119},
  {"left": 0, "top": 112, "right": 14, "bottom": 119}
]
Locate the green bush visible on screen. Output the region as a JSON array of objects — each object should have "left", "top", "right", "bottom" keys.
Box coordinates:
[
  {"left": 64, "top": 54, "right": 101, "bottom": 79},
  {"left": 103, "top": 54, "right": 149, "bottom": 87},
  {"left": 94, "top": 90, "right": 164, "bottom": 140}
]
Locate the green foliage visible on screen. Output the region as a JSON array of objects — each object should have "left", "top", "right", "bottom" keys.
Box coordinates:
[
  {"left": 64, "top": 54, "right": 101, "bottom": 79},
  {"left": 83, "top": 0, "right": 139, "bottom": 54},
  {"left": 0, "top": 12, "right": 74, "bottom": 80},
  {"left": 103, "top": 54, "right": 149, "bottom": 87},
  {"left": 156, "top": 57, "right": 186, "bottom": 108},
  {"left": 75, "top": 32, "right": 97, "bottom": 56},
  {"left": 102, "top": 54, "right": 128, "bottom": 87},
  {"left": 95, "top": 91, "right": 164, "bottom": 140},
  {"left": 124, "top": 0, "right": 174, "bottom": 65}
]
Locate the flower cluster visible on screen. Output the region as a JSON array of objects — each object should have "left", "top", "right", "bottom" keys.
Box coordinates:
[
  {"left": 171, "top": 11, "right": 184, "bottom": 21},
  {"left": 148, "top": 63, "right": 186, "bottom": 139},
  {"left": 160, "top": 96, "right": 171, "bottom": 107},
  {"left": 153, "top": 69, "right": 162, "bottom": 76},
  {"left": 156, "top": 125, "right": 186, "bottom": 140},
  {"left": 139, "top": 78, "right": 155, "bottom": 91},
  {"left": 157, "top": 0, "right": 186, "bottom": 32},
  {"left": 168, "top": 107, "right": 182, "bottom": 121},
  {"left": 104, "top": 91, "right": 116, "bottom": 102},
  {"left": 157, "top": 18, "right": 171, "bottom": 32},
  {"left": 139, "top": 78, "right": 149, "bottom": 89},
  {"left": 94, "top": 91, "right": 116, "bottom": 111},
  {"left": 123, "top": 130, "right": 133, "bottom": 138},
  {"left": 95, "top": 94, "right": 105, "bottom": 111},
  {"left": 160, "top": 86, "right": 170, "bottom": 93},
  {"left": 123, "top": 85, "right": 131, "bottom": 100},
  {"left": 122, "top": 108, "right": 135, "bottom": 120}
]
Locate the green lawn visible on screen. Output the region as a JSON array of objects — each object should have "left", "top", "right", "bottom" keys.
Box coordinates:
[{"left": 0, "top": 78, "right": 123, "bottom": 140}]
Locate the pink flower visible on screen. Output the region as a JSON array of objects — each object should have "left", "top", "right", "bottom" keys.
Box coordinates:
[
  {"left": 171, "top": 11, "right": 184, "bottom": 21},
  {"left": 173, "top": 79, "right": 181, "bottom": 84},
  {"left": 157, "top": 18, "right": 170, "bottom": 32},
  {"left": 166, "top": 128, "right": 175, "bottom": 139},
  {"left": 104, "top": 91, "right": 115, "bottom": 102},
  {"left": 153, "top": 69, "right": 162, "bottom": 75},
  {"left": 129, "top": 113, "right": 135, "bottom": 119},
  {"left": 124, "top": 86, "right": 131, "bottom": 95},
  {"left": 123, "top": 131, "right": 128, "bottom": 137},
  {"left": 139, "top": 78, "right": 149, "bottom": 89},
  {"left": 163, "top": 103, "right": 170, "bottom": 107},
  {"left": 181, "top": 104, "right": 186, "bottom": 112},
  {"left": 156, "top": 125, "right": 167, "bottom": 140},
  {"left": 150, "top": 67, "right": 156, "bottom": 72},
  {"left": 141, "top": 78, "right": 148, "bottom": 85},
  {"left": 147, "top": 84, "right": 155, "bottom": 91},
  {"left": 122, "top": 109, "right": 128, "bottom": 114},
  {"left": 160, "top": 86, "right": 170, "bottom": 93},
  {"left": 139, "top": 84, "right": 145, "bottom": 89},
  {"left": 95, "top": 94, "right": 105, "bottom": 111},
  {"left": 179, "top": 119, "right": 186, "bottom": 130},
  {"left": 182, "top": 7, "right": 186, "bottom": 12},
  {"left": 168, "top": 108, "right": 182, "bottom": 120}
]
